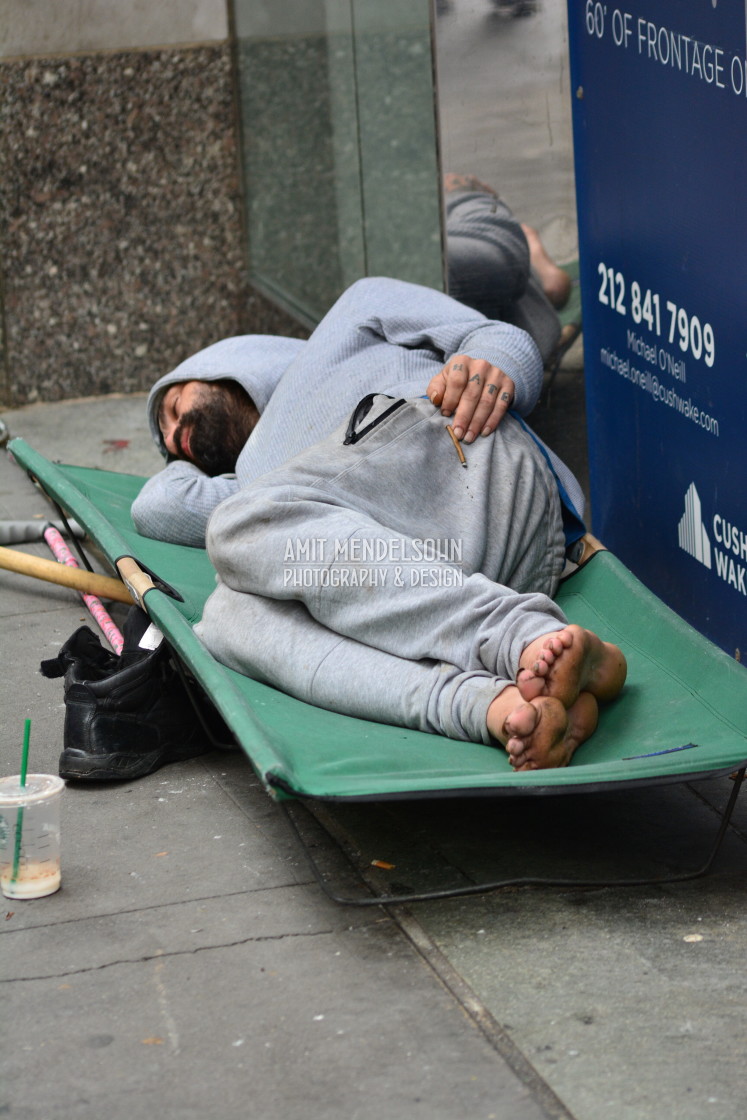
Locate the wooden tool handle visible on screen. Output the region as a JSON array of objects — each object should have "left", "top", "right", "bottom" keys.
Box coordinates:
[
  {"left": 0, "top": 545, "right": 134, "bottom": 604},
  {"left": 578, "top": 533, "right": 607, "bottom": 564},
  {"left": 116, "top": 556, "right": 156, "bottom": 610}
]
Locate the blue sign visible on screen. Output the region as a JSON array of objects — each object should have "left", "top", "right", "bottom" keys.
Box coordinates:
[{"left": 567, "top": 0, "right": 747, "bottom": 658}]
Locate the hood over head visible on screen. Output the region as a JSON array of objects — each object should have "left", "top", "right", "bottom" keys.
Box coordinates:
[{"left": 146, "top": 335, "right": 306, "bottom": 457}]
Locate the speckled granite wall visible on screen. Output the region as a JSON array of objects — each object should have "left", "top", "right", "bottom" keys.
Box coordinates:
[{"left": 0, "top": 44, "right": 305, "bottom": 406}]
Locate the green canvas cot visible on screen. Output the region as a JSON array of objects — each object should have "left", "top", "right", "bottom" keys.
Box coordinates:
[{"left": 9, "top": 437, "right": 747, "bottom": 809}]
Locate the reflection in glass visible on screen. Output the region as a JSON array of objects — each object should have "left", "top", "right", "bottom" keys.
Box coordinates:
[
  {"left": 232, "top": 0, "right": 443, "bottom": 326},
  {"left": 435, "top": 1, "right": 579, "bottom": 362}
]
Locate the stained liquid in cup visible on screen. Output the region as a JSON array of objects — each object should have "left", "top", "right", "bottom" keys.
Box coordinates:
[
  {"left": 0, "top": 774, "right": 64, "bottom": 900},
  {"left": 1, "top": 858, "right": 61, "bottom": 899}
]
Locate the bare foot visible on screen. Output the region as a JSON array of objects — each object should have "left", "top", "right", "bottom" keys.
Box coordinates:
[
  {"left": 487, "top": 687, "right": 599, "bottom": 771},
  {"left": 521, "top": 223, "right": 571, "bottom": 310},
  {"left": 516, "top": 624, "right": 627, "bottom": 708}
]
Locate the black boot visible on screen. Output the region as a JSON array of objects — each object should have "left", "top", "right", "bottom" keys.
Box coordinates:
[{"left": 41, "top": 614, "right": 217, "bottom": 781}]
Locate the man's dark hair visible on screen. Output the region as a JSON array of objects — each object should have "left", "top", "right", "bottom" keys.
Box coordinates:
[{"left": 174, "top": 380, "right": 258, "bottom": 476}]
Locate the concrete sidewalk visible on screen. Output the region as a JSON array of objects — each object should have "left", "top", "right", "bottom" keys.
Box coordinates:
[{"left": 2, "top": 379, "right": 747, "bottom": 1120}]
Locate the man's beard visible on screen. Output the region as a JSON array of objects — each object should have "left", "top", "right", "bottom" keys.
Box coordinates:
[{"left": 173, "top": 381, "right": 257, "bottom": 476}]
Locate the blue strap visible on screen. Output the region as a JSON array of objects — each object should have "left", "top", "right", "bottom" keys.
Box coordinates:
[{"left": 509, "top": 411, "right": 586, "bottom": 549}]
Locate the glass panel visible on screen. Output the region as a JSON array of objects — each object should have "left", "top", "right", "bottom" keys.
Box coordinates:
[
  {"left": 232, "top": 0, "right": 443, "bottom": 326},
  {"left": 434, "top": 1, "right": 578, "bottom": 345},
  {"left": 351, "top": 0, "right": 443, "bottom": 284},
  {"left": 233, "top": 0, "right": 354, "bottom": 323}
]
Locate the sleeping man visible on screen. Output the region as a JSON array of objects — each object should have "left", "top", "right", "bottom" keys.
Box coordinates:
[
  {"left": 132, "top": 276, "right": 562, "bottom": 548},
  {"left": 133, "top": 278, "right": 626, "bottom": 770}
]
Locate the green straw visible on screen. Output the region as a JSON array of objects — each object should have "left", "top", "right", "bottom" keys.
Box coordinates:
[{"left": 10, "top": 718, "right": 31, "bottom": 884}]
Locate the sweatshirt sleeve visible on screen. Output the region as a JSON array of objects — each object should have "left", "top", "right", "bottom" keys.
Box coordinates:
[
  {"left": 131, "top": 461, "right": 238, "bottom": 547},
  {"left": 343, "top": 277, "right": 544, "bottom": 415}
]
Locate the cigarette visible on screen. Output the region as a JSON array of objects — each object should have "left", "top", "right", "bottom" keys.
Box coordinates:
[{"left": 446, "top": 425, "right": 467, "bottom": 467}]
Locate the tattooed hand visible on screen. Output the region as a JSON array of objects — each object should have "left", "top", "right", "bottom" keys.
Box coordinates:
[{"left": 426, "top": 355, "right": 516, "bottom": 443}]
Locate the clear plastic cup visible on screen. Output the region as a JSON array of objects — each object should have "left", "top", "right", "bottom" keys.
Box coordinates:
[{"left": 0, "top": 774, "right": 63, "bottom": 899}]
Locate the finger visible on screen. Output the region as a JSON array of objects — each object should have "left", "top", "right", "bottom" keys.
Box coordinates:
[
  {"left": 455, "top": 375, "right": 515, "bottom": 442},
  {"left": 427, "top": 369, "right": 448, "bottom": 407},
  {"left": 474, "top": 380, "right": 515, "bottom": 439},
  {"left": 437, "top": 357, "right": 472, "bottom": 419},
  {"left": 448, "top": 360, "right": 497, "bottom": 439}
]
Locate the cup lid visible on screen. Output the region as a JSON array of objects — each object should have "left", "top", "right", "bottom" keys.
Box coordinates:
[{"left": 0, "top": 774, "right": 65, "bottom": 805}]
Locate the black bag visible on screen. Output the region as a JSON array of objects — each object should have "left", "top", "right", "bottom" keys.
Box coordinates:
[{"left": 41, "top": 608, "right": 230, "bottom": 782}]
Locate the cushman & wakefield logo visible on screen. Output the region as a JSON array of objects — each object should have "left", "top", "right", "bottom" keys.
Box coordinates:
[
  {"left": 678, "top": 483, "right": 711, "bottom": 568},
  {"left": 678, "top": 483, "right": 746, "bottom": 595}
]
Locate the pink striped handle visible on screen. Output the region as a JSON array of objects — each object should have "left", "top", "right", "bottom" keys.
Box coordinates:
[{"left": 43, "top": 526, "right": 124, "bottom": 654}]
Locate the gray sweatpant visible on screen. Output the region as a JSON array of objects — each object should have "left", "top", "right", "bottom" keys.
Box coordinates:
[{"left": 196, "top": 397, "right": 569, "bottom": 743}]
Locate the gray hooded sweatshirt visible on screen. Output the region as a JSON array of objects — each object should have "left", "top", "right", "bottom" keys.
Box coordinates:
[{"left": 132, "top": 277, "right": 581, "bottom": 547}]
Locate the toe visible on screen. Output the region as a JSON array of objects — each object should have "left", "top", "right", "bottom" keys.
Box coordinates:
[
  {"left": 505, "top": 737, "right": 526, "bottom": 768},
  {"left": 559, "top": 627, "right": 576, "bottom": 648},
  {"left": 504, "top": 700, "right": 540, "bottom": 740},
  {"left": 516, "top": 668, "right": 546, "bottom": 702}
]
